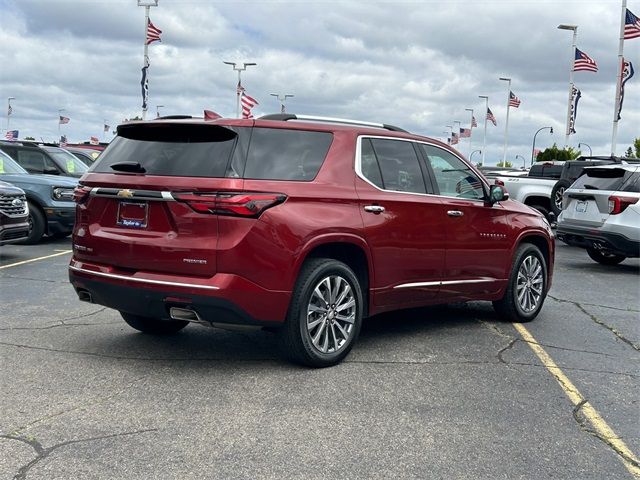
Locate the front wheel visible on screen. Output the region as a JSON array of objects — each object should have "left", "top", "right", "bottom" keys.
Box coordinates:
[
  {"left": 493, "top": 244, "right": 547, "bottom": 323},
  {"left": 18, "top": 202, "right": 45, "bottom": 245},
  {"left": 279, "top": 258, "right": 363, "bottom": 367},
  {"left": 120, "top": 312, "right": 188, "bottom": 334},
  {"left": 586, "top": 248, "right": 625, "bottom": 265}
]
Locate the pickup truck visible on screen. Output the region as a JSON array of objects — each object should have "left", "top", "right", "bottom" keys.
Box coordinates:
[{"left": 491, "top": 162, "right": 564, "bottom": 221}]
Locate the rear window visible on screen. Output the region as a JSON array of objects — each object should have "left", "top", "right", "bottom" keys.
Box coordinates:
[
  {"left": 572, "top": 168, "right": 639, "bottom": 192},
  {"left": 92, "top": 124, "right": 240, "bottom": 177},
  {"left": 243, "top": 128, "right": 332, "bottom": 181}
]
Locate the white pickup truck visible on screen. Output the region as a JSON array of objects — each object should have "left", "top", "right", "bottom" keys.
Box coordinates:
[{"left": 493, "top": 175, "right": 558, "bottom": 221}]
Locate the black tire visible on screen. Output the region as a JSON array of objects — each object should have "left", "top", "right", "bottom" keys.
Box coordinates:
[
  {"left": 586, "top": 248, "right": 625, "bottom": 265},
  {"left": 279, "top": 258, "right": 363, "bottom": 368},
  {"left": 120, "top": 312, "right": 188, "bottom": 334},
  {"left": 550, "top": 180, "right": 571, "bottom": 217},
  {"left": 493, "top": 243, "right": 547, "bottom": 323},
  {"left": 18, "top": 202, "right": 45, "bottom": 245},
  {"left": 50, "top": 231, "right": 71, "bottom": 239}
]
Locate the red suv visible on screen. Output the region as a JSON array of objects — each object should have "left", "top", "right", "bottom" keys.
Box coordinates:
[{"left": 69, "top": 114, "right": 555, "bottom": 367}]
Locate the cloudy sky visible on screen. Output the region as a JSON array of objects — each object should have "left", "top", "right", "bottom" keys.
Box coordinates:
[{"left": 0, "top": 0, "right": 638, "bottom": 164}]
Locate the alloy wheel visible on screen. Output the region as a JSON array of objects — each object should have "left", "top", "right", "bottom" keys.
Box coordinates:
[
  {"left": 516, "top": 255, "right": 544, "bottom": 313},
  {"left": 306, "top": 275, "right": 356, "bottom": 354},
  {"left": 554, "top": 187, "right": 565, "bottom": 211}
]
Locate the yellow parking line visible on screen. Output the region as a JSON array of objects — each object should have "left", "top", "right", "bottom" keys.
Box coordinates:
[
  {"left": 514, "top": 323, "right": 640, "bottom": 478},
  {"left": 0, "top": 250, "right": 72, "bottom": 270}
]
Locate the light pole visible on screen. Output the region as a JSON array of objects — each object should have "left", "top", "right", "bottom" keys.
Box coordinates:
[
  {"left": 470, "top": 149, "right": 481, "bottom": 164},
  {"left": 138, "top": 0, "right": 159, "bottom": 120},
  {"left": 516, "top": 155, "right": 526, "bottom": 170},
  {"left": 6, "top": 97, "right": 14, "bottom": 133},
  {"left": 499, "top": 77, "right": 511, "bottom": 164},
  {"left": 479, "top": 95, "right": 489, "bottom": 165},
  {"left": 223, "top": 61, "right": 257, "bottom": 118},
  {"left": 270, "top": 93, "right": 294, "bottom": 113},
  {"left": 531, "top": 126, "right": 553, "bottom": 166},
  {"left": 156, "top": 104, "right": 164, "bottom": 118},
  {"left": 465, "top": 108, "right": 474, "bottom": 158},
  {"left": 578, "top": 142, "right": 592, "bottom": 156},
  {"left": 558, "top": 24, "right": 578, "bottom": 147}
]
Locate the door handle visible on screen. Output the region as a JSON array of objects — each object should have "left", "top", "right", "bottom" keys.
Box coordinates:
[
  {"left": 364, "top": 205, "right": 385, "bottom": 214},
  {"left": 447, "top": 210, "right": 464, "bottom": 217}
]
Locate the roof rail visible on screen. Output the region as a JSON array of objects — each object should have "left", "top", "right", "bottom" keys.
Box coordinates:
[{"left": 258, "top": 113, "right": 408, "bottom": 133}]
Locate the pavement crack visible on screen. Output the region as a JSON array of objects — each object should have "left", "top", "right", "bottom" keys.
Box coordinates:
[
  {"left": 2, "top": 428, "right": 157, "bottom": 480},
  {"left": 0, "top": 308, "right": 112, "bottom": 331},
  {"left": 497, "top": 338, "right": 518, "bottom": 364},
  {"left": 549, "top": 295, "right": 639, "bottom": 352},
  {"left": 572, "top": 400, "right": 640, "bottom": 472},
  {"left": 549, "top": 294, "right": 640, "bottom": 313}
]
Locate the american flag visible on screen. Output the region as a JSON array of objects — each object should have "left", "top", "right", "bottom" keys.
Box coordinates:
[
  {"left": 241, "top": 91, "right": 259, "bottom": 119},
  {"left": 625, "top": 8, "right": 640, "bottom": 39},
  {"left": 471, "top": 116, "right": 477, "bottom": 128},
  {"left": 59, "top": 116, "right": 70, "bottom": 124},
  {"left": 146, "top": 18, "right": 162, "bottom": 45},
  {"left": 533, "top": 148, "right": 541, "bottom": 158},
  {"left": 450, "top": 132, "right": 459, "bottom": 145},
  {"left": 90, "top": 136, "right": 99, "bottom": 145},
  {"left": 60, "top": 135, "right": 67, "bottom": 147},
  {"left": 574, "top": 48, "right": 598, "bottom": 72},
  {"left": 617, "top": 59, "right": 635, "bottom": 120},
  {"left": 509, "top": 91, "right": 521, "bottom": 108},
  {"left": 459, "top": 127, "right": 471, "bottom": 138},
  {"left": 456, "top": 175, "right": 483, "bottom": 195},
  {"left": 103, "top": 124, "right": 110, "bottom": 133},
  {"left": 7, "top": 105, "right": 12, "bottom": 116},
  {"left": 237, "top": 81, "right": 245, "bottom": 95},
  {"left": 486, "top": 108, "right": 496, "bottom": 126},
  {"left": 5, "top": 130, "right": 18, "bottom": 141}
]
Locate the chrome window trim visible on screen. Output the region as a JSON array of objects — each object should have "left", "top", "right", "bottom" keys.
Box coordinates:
[
  {"left": 355, "top": 135, "right": 490, "bottom": 202},
  {"left": 394, "top": 277, "right": 497, "bottom": 289},
  {"left": 69, "top": 265, "right": 220, "bottom": 290},
  {"left": 89, "top": 187, "right": 175, "bottom": 202}
]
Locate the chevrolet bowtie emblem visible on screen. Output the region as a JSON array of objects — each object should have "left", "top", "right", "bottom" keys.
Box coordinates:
[{"left": 117, "top": 189, "right": 134, "bottom": 198}]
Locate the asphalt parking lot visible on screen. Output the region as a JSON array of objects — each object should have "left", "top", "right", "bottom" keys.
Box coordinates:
[{"left": 0, "top": 237, "right": 638, "bottom": 479}]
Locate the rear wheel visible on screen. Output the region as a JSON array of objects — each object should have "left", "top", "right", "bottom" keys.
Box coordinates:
[
  {"left": 493, "top": 243, "right": 547, "bottom": 323},
  {"left": 19, "top": 202, "right": 45, "bottom": 245},
  {"left": 586, "top": 248, "right": 625, "bottom": 265},
  {"left": 120, "top": 312, "right": 188, "bottom": 334},
  {"left": 279, "top": 258, "right": 363, "bottom": 367},
  {"left": 550, "top": 180, "right": 571, "bottom": 217}
]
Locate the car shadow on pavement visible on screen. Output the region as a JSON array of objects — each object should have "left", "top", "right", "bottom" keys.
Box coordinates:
[{"left": 564, "top": 261, "right": 639, "bottom": 275}]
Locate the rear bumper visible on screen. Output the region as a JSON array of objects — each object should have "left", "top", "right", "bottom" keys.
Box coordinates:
[
  {"left": 68, "top": 258, "right": 290, "bottom": 326},
  {"left": 0, "top": 220, "right": 30, "bottom": 245},
  {"left": 45, "top": 206, "right": 75, "bottom": 235},
  {"left": 556, "top": 225, "right": 640, "bottom": 258}
]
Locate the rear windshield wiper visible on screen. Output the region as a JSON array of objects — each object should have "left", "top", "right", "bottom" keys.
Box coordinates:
[{"left": 110, "top": 162, "right": 146, "bottom": 173}]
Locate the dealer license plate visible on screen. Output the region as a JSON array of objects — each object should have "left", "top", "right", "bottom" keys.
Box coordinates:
[{"left": 117, "top": 202, "right": 148, "bottom": 228}]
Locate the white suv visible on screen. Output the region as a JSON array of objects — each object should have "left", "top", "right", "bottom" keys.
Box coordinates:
[{"left": 556, "top": 164, "right": 640, "bottom": 265}]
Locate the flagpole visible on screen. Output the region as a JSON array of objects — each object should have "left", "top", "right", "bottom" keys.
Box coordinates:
[
  {"left": 499, "top": 77, "right": 511, "bottom": 163},
  {"left": 479, "top": 95, "right": 488, "bottom": 165},
  {"left": 611, "top": 0, "right": 627, "bottom": 156},
  {"left": 558, "top": 24, "right": 578, "bottom": 147},
  {"left": 138, "top": 1, "right": 158, "bottom": 120},
  {"left": 465, "top": 108, "right": 473, "bottom": 159}
]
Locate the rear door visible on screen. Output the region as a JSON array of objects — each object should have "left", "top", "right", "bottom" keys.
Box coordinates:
[
  {"left": 355, "top": 136, "right": 445, "bottom": 306},
  {"left": 75, "top": 123, "right": 247, "bottom": 277}
]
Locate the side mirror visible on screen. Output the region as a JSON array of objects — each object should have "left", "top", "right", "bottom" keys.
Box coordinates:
[{"left": 488, "top": 185, "right": 509, "bottom": 205}]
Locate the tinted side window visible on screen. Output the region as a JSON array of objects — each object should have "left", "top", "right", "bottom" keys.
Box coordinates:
[
  {"left": 17, "top": 150, "right": 55, "bottom": 173},
  {"left": 359, "top": 138, "right": 384, "bottom": 189},
  {"left": 369, "top": 139, "right": 426, "bottom": 194},
  {"left": 621, "top": 172, "right": 640, "bottom": 193},
  {"left": 243, "top": 128, "right": 332, "bottom": 181},
  {"left": 421, "top": 145, "right": 485, "bottom": 199}
]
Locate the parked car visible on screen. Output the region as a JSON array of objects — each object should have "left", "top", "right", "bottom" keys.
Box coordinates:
[
  {"left": 556, "top": 164, "right": 640, "bottom": 265},
  {"left": 494, "top": 165, "right": 561, "bottom": 221},
  {"left": 0, "top": 150, "right": 77, "bottom": 243},
  {"left": 69, "top": 114, "right": 555, "bottom": 367},
  {"left": 550, "top": 156, "right": 640, "bottom": 217},
  {"left": 66, "top": 147, "right": 101, "bottom": 166},
  {"left": 0, "top": 180, "right": 29, "bottom": 245},
  {"left": 0, "top": 141, "right": 88, "bottom": 178}
]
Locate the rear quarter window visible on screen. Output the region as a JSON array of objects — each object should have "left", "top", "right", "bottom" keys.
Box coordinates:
[{"left": 242, "top": 128, "right": 332, "bottom": 181}]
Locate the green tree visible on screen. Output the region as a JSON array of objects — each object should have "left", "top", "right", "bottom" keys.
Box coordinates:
[
  {"left": 625, "top": 147, "right": 635, "bottom": 158},
  {"left": 24, "top": 136, "right": 35, "bottom": 141},
  {"left": 496, "top": 160, "right": 513, "bottom": 168},
  {"left": 634, "top": 138, "right": 640, "bottom": 158},
  {"left": 535, "top": 143, "right": 581, "bottom": 162}
]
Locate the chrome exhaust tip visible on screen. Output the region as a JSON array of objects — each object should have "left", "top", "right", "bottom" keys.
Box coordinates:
[{"left": 169, "top": 307, "right": 203, "bottom": 323}]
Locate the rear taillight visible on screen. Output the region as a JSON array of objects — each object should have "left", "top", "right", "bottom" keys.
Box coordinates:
[
  {"left": 73, "top": 186, "right": 92, "bottom": 204},
  {"left": 174, "top": 192, "right": 286, "bottom": 217},
  {"left": 608, "top": 195, "right": 638, "bottom": 215}
]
